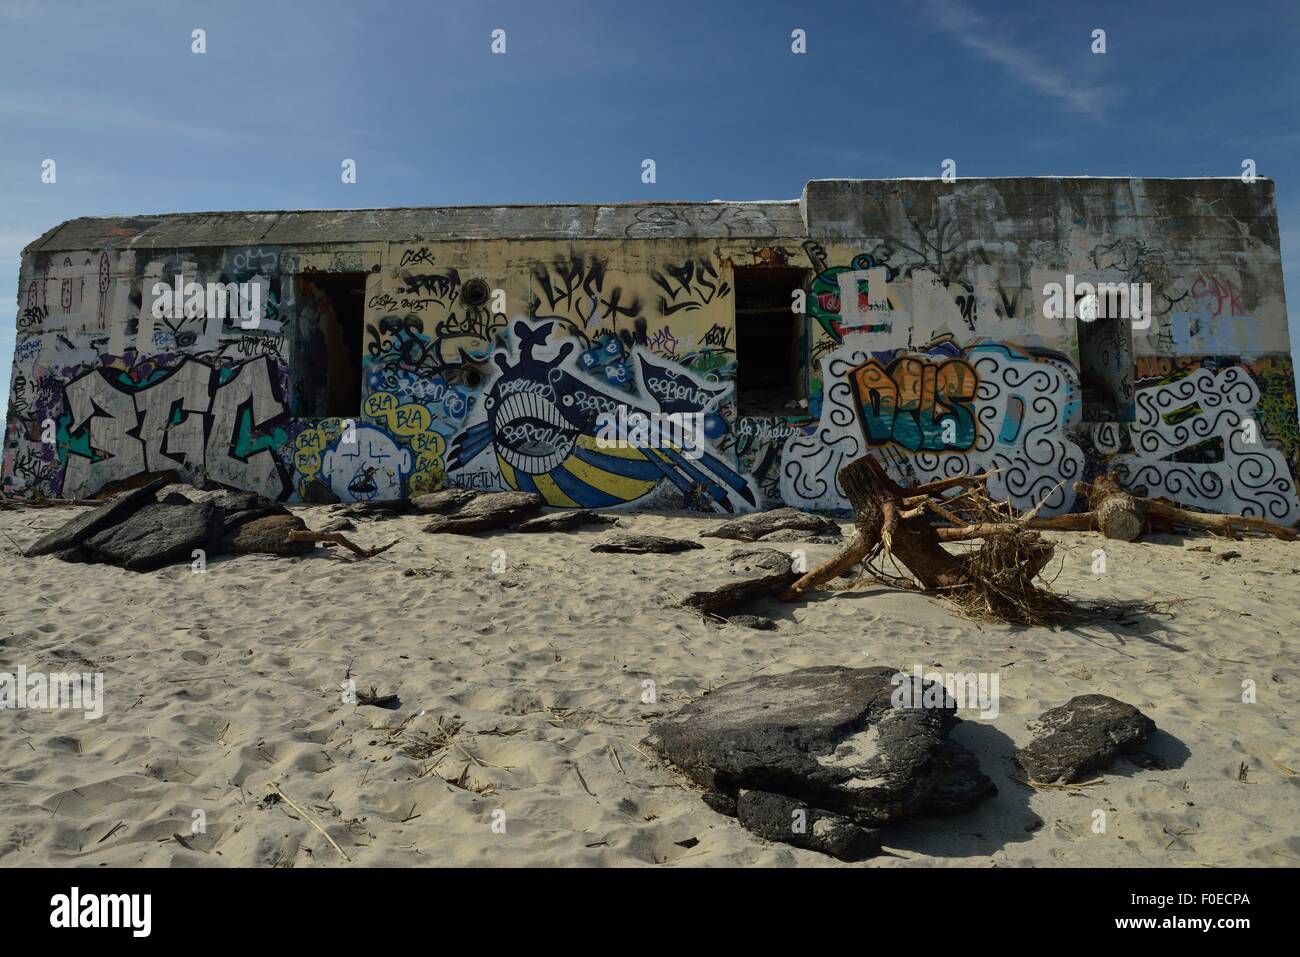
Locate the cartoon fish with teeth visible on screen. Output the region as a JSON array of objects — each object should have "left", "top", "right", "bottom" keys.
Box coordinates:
[{"left": 447, "top": 321, "right": 756, "bottom": 511}]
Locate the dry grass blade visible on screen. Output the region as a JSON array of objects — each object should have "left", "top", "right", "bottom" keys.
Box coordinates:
[
  {"left": 399, "top": 716, "right": 464, "bottom": 759},
  {"left": 269, "top": 782, "right": 351, "bottom": 863}
]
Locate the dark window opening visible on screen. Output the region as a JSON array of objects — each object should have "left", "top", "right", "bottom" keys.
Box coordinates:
[
  {"left": 734, "top": 266, "right": 808, "bottom": 416},
  {"left": 1076, "top": 298, "right": 1135, "bottom": 422},
  {"left": 293, "top": 273, "right": 367, "bottom": 417}
]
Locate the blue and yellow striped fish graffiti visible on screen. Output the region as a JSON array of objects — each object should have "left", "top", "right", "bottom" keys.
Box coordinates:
[{"left": 446, "top": 321, "right": 757, "bottom": 512}]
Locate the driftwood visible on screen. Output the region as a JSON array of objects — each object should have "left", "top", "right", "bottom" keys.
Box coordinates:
[
  {"left": 287, "top": 530, "right": 399, "bottom": 558},
  {"left": 1026, "top": 471, "right": 1297, "bottom": 542},
  {"left": 783, "top": 459, "right": 1051, "bottom": 599},
  {"left": 1141, "top": 498, "right": 1295, "bottom": 541},
  {"left": 779, "top": 458, "right": 1085, "bottom": 624},
  {"left": 1089, "top": 473, "right": 1146, "bottom": 542}
]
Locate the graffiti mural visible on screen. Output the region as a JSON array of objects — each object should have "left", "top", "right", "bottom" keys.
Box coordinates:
[
  {"left": 60, "top": 354, "right": 292, "bottom": 500},
  {"left": 4, "top": 180, "right": 1296, "bottom": 526},
  {"left": 445, "top": 320, "right": 753, "bottom": 512},
  {"left": 781, "top": 338, "right": 1084, "bottom": 517},
  {"left": 1094, "top": 364, "right": 1300, "bottom": 523},
  {"left": 850, "top": 352, "right": 979, "bottom": 453}
]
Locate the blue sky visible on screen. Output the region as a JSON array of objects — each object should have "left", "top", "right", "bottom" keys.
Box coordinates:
[{"left": 2, "top": 0, "right": 1298, "bottom": 411}]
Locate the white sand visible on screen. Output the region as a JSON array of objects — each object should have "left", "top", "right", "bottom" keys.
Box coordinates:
[{"left": 1, "top": 506, "right": 1297, "bottom": 867}]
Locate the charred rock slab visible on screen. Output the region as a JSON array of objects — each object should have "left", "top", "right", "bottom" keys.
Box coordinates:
[
  {"left": 735, "top": 790, "right": 883, "bottom": 862},
  {"left": 515, "top": 509, "right": 619, "bottom": 533},
  {"left": 24, "top": 476, "right": 174, "bottom": 557},
  {"left": 645, "top": 666, "right": 996, "bottom": 858},
  {"left": 422, "top": 491, "right": 544, "bottom": 534},
  {"left": 646, "top": 666, "right": 994, "bottom": 839},
  {"left": 924, "top": 740, "right": 999, "bottom": 813},
  {"left": 82, "top": 500, "right": 224, "bottom": 571},
  {"left": 165, "top": 488, "right": 288, "bottom": 533},
  {"left": 1015, "top": 694, "right": 1156, "bottom": 784},
  {"left": 333, "top": 499, "right": 411, "bottom": 519},
  {"left": 411, "top": 489, "right": 479, "bottom": 514},
  {"left": 678, "top": 547, "right": 800, "bottom": 614},
  {"left": 702, "top": 507, "right": 842, "bottom": 543},
  {"left": 754, "top": 529, "right": 843, "bottom": 545},
  {"left": 590, "top": 532, "right": 703, "bottom": 554}
]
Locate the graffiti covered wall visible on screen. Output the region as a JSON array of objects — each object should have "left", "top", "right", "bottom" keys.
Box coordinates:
[{"left": 4, "top": 179, "right": 1295, "bottom": 523}]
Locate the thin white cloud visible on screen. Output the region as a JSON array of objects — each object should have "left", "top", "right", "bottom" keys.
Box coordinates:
[
  {"left": 0, "top": 93, "right": 232, "bottom": 144},
  {"left": 924, "top": 0, "right": 1113, "bottom": 119}
]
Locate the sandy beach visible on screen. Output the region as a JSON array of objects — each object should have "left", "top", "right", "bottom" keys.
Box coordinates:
[{"left": 1, "top": 505, "right": 1297, "bottom": 868}]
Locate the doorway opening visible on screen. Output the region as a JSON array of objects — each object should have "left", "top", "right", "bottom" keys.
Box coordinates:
[
  {"left": 1076, "top": 300, "right": 1135, "bottom": 422},
  {"left": 293, "top": 273, "right": 367, "bottom": 417},
  {"left": 733, "top": 266, "right": 807, "bottom": 416}
]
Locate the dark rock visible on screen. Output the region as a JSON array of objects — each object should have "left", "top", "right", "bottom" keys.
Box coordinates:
[
  {"left": 515, "top": 509, "right": 619, "bottom": 533},
  {"left": 423, "top": 491, "right": 544, "bottom": 534},
  {"left": 411, "top": 489, "right": 479, "bottom": 514},
  {"left": 24, "top": 476, "right": 174, "bottom": 557},
  {"left": 590, "top": 533, "right": 704, "bottom": 554},
  {"left": 679, "top": 547, "right": 800, "bottom": 613},
  {"left": 300, "top": 478, "right": 341, "bottom": 505},
  {"left": 922, "top": 741, "right": 998, "bottom": 814},
  {"left": 335, "top": 498, "right": 411, "bottom": 519},
  {"left": 726, "top": 614, "right": 778, "bottom": 631},
  {"left": 83, "top": 501, "right": 224, "bottom": 571},
  {"left": 736, "top": 789, "right": 883, "bottom": 861},
  {"left": 702, "top": 507, "right": 841, "bottom": 543},
  {"left": 646, "top": 665, "right": 993, "bottom": 828},
  {"left": 87, "top": 469, "right": 180, "bottom": 500},
  {"left": 157, "top": 486, "right": 288, "bottom": 532},
  {"left": 320, "top": 517, "right": 356, "bottom": 533},
  {"left": 223, "top": 513, "right": 314, "bottom": 555},
  {"left": 1015, "top": 694, "right": 1156, "bottom": 784},
  {"left": 756, "top": 529, "right": 843, "bottom": 545},
  {"left": 701, "top": 791, "right": 738, "bottom": 817},
  {"left": 200, "top": 490, "right": 289, "bottom": 532},
  {"left": 52, "top": 545, "right": 94, "bottom": 564}
]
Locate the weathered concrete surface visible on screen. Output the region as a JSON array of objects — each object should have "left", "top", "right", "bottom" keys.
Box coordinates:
[
  {"left": 27, "top": 201, "right": 806, "bottom": 252},
  {"left": 7, "top": 178, "right": 1293, "bottom": 528},
  {"left": 1016, "top": 694, "right": 1156, "bottom": 784}
]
